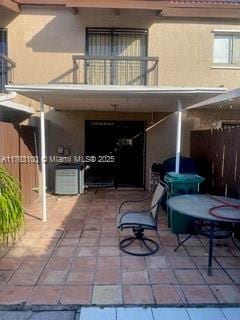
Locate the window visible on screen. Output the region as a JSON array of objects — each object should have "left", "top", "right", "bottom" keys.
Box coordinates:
[
  {"left": 86, "top": 28, "right": 147, "bottom": 57},
  {"left": 0, "top": 28, "right": 7, "bottom": 55},
  {"left": 85, "top": 28, "right": 148, "bottom": 85},
  {"left": 213, "top": 33, "right": 240, "bottom": 65}
]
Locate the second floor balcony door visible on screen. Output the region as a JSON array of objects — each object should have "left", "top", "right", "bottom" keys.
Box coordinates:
[{"left": 86, "top": 28, "right": 148, "bottom": 85}]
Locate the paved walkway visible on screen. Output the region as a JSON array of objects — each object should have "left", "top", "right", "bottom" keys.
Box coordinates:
[
  {"left": 0, "top": 190, "right": 240, "bottom": 306},
  {"left": 0, "top": 307, "right": 239, "bottom": 320}
]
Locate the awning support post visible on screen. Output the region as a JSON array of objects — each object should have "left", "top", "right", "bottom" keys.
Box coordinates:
[
  {"left": 175, "top": 98, "right": 182, "bottom": 174},
  {"left": 40, "top": 97, "right": 47, "bottom": 222}
]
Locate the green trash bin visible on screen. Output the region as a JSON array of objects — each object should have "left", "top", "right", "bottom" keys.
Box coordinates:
[{"left": 164, "top": 172, "right": 205, "bottom": 234}]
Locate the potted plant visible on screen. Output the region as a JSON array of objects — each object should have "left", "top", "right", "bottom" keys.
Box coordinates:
[{"left": 0, "top": 166, "right": 24, "bottom": 248}]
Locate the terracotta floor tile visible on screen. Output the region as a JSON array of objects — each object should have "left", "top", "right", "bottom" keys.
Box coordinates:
[
  {"left": 97, "top": 257, "right": 121, "bottom": 270},
  {"left": 163, "top": 246, "right": 188, "bottom": 257},
  {"left": 121, "top": 256, "right": 146, "bottom": 271},
  {"left": 152, "top": 285, "right": 185, "bottom": 304},
  {"left": 34, "top": 238, "right": 59, "bottom": 247},
  {"left": 0, "top": 286, "right": 33, "bottom": 304},
  {"left": 146, "top": 256, "right": 169, "bottom": 269},
  {"left": 101, "top": 231, "right": 119, "bottom": 237},
  {"left": 79, "top": 238, "right": 98, "bottom": 247},
  {"left": 64, "top": 231, "right": 82, "bottom": 238},
  {"left": 43, "top": 230, "right": 64, "bottom": 238},
  {"left": 174, "top": 269, "right": 205, "bottom": 284},
  {"left": 123, "top": 285, "right": 154, "bottom": 304},
  {"left": 0, "top": 258, "right": 22, "bottom": 270},
  {"left": 181, "top": 285, "right": 218, "bottom": 303},
  {"left": 76, "top": 247, "right": 98, "bottom": 257},
  {"left": 0, "top": 271, "right": 13, "bottom": 286},
  {"left": 60, "top": 285, "right": 92, "bottom": 304},
  {"left": 122, "top": 270, "right": 149, "bottom": 285},
  {"left": 3, "top": 191, "right": 240, "bottom": 306},
  {"left": 27, "top": 286, "right": 62, "bottom": 305},
  {"left": 95, "top": 269, "right": 121, "bottom": 285},
  {"left": 46, "top": 257, "right": 72, "bottom": 270},
  {"left": 23, "top": 231, "right": 43, "bottom": 239},
  {"left": 192, "top": 256, "right": 220, "bottom": 269},
  {"left": 225, "top": 269, "right": 240, "bottom": 284},
  {"left": 54, "top": 246, "right": 76, "bottom": 258},
  {"left": 6, "top": 247, "right": 28, "bottom": 258},
  {"left": 8, "top": 270, "right": 41, "bottom": 286},
  {"left": 98, "top": 247, "right": 120, "bottom": 256},
  {"left": 99, "top": 238, "right": 119, "bottom": 246},
  {"left": 186, "top": 246, "right": 209, "bottom": 257},
  {"left": 66, "top": 271, "right": 94, "bottom": 285},
  {"left": 38, "top": 270, "right": 68, "bottom": 285},
  {"left": 59, "top": 238, "right": 79, "bottom": 247},
  {"left": 200, "top": 269, "right": 233, "bottom": 285},
  {"left": 216, "top": 257, "right": 240, "bottom": 269},
  {"left": 148, "top": 269, "right": 178, "bottom": 285},
  {"left": 81, "top": 231, "right": 100, "bottom": 238},
  {"left": 20, "top": 258, "right": 47, "bottom": 271},
  {"left": 92, "top": 285, "right": 122, "bottom": 304},
  {"left": 168, "top": 256, "right": 196, "bottom": 269},
  {"left": 213, "top": 246, "right": 233, "bottom": 257},
  {"left": 71, "top": 257, "right": 97, "bottom": 271},
  {"left": 16, "top": 238, "right": 38, "bottom": 247},
  {"left": 180, "top": 237, "right": 202, "bottom": 246},
  {"left": 211, "top": 284, "right": 240, "bottom": 303},
  {"left": 27, "top": 246, "right": 55, "bottom": 258}
]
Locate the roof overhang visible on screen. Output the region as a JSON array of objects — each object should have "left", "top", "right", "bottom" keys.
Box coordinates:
[
  {"left": 10, "top": 0, "right": 240, "bottom": 18},
  {"left": 0, "top": 0, "right": 20, "bottom": 12},
  {"left": 187, "top": 88, "right": 240, "bottom": 110},
  {"left": 0, "top": 99, "right": 34, "bottom": 121},
  {"left": 5, "top": 84, "right": 227, "bottom": 113}
]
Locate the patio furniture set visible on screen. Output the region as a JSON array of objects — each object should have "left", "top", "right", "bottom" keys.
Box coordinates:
[{"left": 117, "top": 179, "right": 240, "bottom": 276}]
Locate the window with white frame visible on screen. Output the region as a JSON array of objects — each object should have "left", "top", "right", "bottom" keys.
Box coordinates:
[{"left": 213, "top": 33, "right": 240, "bottom": 65}]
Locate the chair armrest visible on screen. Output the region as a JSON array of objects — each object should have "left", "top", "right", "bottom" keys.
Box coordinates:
[{"left": 118, "top": 191, "right": 154, "bottom": 215}]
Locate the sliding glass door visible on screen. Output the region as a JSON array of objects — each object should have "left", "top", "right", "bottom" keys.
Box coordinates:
[{"left": 86, "top": 28, "right": 148, "bottom": 85}]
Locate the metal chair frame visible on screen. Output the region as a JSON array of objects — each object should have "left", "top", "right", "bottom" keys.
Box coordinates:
[{"left": 118, "top": 181, "right": 167, "bottom": 256}]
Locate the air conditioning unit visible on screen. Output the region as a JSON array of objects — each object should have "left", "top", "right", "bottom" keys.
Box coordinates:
[{"left": 55, "top": 164, "right": 84, "bottom": 195}]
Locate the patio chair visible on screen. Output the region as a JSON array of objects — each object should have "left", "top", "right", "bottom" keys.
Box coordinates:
[{"left": 117, "top": 181, "right": 168, "bottom": 256}]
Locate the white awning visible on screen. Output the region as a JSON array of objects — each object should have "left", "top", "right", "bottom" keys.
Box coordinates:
[
  {"left": 4, "top": 83, "right": 228, "bottom": 222},
  {"left": 0, "top": 97, "right": 34, "bottom": 121},
  {"left": 187, "top": 88, "right": 240, "bottom": 110},
  {"left": 5, "top": 84, "right": 227, "bottom": 112}
]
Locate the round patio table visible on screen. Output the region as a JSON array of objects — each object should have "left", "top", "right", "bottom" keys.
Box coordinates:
[{"left": 167, "top": 194, "right": 240, "bottom": 275}]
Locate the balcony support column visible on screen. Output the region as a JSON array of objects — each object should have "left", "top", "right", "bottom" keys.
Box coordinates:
[
  {"left": 40, "top": 97, "right": 47, "bottom": 222},
  {"left": 175, "top": 98, "right": 182, "bottom": 174}
]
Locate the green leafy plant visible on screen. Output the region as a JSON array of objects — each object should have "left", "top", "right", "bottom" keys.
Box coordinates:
[{"left": 0, "top": 166, "right": 24, "bottom": 245}]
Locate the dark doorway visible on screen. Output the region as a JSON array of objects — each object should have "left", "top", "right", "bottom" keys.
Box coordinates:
[{"left": 85, "top": 120, "right": 146, "bottom": 188}]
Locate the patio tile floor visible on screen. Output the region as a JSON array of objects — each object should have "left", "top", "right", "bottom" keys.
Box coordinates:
[{"left": 0, "top": 190, "right": 240, "bottom": 307}]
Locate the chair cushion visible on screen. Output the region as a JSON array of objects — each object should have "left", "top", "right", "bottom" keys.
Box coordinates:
[{"left": 117, "top": 212, "right": 156, "bottom": 229}]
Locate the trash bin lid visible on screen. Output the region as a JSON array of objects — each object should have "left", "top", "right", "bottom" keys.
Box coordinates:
[{"left": 164, "top": 172, "right": 205, "bottom": 183}]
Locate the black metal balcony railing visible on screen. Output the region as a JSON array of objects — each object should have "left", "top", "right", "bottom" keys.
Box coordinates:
[
  {"left": 72, "top": 55, "right": 159, "bottom": 86},
  {"left": 0, "top": 54, "right": 16, "bottom": 92}
]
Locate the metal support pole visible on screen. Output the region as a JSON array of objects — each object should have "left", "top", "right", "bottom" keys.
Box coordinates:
[
  {"left": 175, "top": 99, "right": 182, "bottom": 173},
  {"left": 40, "top": 97, "right": 47, "bottom": 222},
  {"left": 208, "top": 221, "right": 215, "bottom": 276}
]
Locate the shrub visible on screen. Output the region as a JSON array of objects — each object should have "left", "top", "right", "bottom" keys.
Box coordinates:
[{"left": 0, "top": 166, "right": 24, "bottom": 245}]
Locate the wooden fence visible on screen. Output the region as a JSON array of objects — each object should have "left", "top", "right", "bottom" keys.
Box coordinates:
[
  {"left": 0, "top": 121, "right": 39, "bottom": 208},
  {"left": 190, "top": 127, "right": 240, "bottom": 198}
]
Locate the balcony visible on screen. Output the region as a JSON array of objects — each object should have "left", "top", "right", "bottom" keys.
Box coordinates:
[
  {"left": 0, "top": 54, "right": 16, "bottom": 93},
  {"left": 72, "top": 55, "right": 159, "bottom": 86}
]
